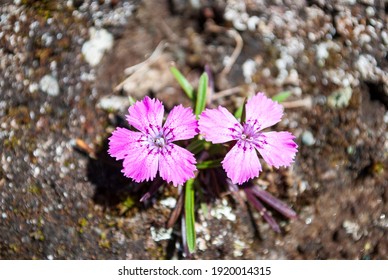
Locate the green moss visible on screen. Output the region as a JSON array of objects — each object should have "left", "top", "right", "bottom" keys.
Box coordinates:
[
  {"left": 21, "top": 0, "right": 60, "bottom": 18},
  {"left": 78, "top": 217, "right": 89, "bottom": 234},
  {"left": 9, "top": 243, "right": 20, "bottom": 253},
  {"left": 98, "top": 232, "right": 111, "bottom": 249},
  {"left": 4, "top": 136, "right": 20, "bottom": 149},
  {"left": 146, "top": 245, "right": 166, "bottom": 260},
  {"left": 28, "top": 184, "right": 41, "bottom": 195},
  {"left": 371, "top": 162, "right": 384, "bottom": 175},
  {"left": 7, "top": 106, "right": 30, "bottom": 125},
  {"left": 118, "top": 196, "right": 136, "bottom": 215},
  {"left": 30, "top": 230, "right": 45, "bottom": 241}
]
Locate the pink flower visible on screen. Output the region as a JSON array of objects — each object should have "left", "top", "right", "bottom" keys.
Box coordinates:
[
  {"left": 198, "top": 92, "right": 298, "bottom": 185},
  {"left": 108, "top": 96, "right": 198, "bottom": 186}
]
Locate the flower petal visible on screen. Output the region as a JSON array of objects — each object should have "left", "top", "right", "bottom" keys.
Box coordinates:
[
  {"left": 163, "top": 105, "right": 198, "bottom": 142},
  {"left": 108, "top": 128, "right": 143, "bottom": 160},
  {"left": 198, "top": 106, "right": 242, "bottom": 143},
  {"left": 121, "top": 144, "right": 160, "bottom": 183},
  {"left": 245, "top": 92, "right": 283, "bottom": 130},
  {"left": 126, "top": 96, "right": 164, "bottom": 134},
  {"left": 222, "top": 141, "right": 262, "bottom": 185},
  {"left": 159, "top": 144, "right": 197, "bottom": 186},
  {"left": 257, "top": 131, "right": 298, "bottom": 168}
]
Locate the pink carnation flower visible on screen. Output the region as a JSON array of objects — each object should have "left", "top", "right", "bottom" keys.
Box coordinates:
[
  {"left": 199, "top": 92, "right": 298, "bottom": 185},
  {"left": 108, "top": 96, "right": 198, "bottom": 186}
]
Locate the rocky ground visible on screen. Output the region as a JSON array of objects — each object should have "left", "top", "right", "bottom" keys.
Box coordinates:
[{"left": 0, "top": 0, "right": 387, "bottom": 259}]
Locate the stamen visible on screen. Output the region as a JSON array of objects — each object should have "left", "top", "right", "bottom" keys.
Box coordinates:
[{"left": 154, "top": 136, "right": 165, "bottom": 148}]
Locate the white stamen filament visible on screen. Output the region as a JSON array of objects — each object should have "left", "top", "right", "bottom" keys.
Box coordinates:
[{"left": 154, "top": 136, "right": 165, "bottom": 148}]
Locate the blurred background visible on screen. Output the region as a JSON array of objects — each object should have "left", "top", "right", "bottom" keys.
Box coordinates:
[{"left": 0, "top": 0, "right": 387, "bottom": 259}]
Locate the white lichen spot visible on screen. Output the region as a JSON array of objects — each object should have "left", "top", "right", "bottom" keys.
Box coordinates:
[
  {"left": 377, "top": 214, "right": 388, "bottom": 228},
  {"left": 242, "top": 59, "right": 256, "bottom": 83},
  {"left": 159, "top": 197, "right": 177, "bottom": 209},
  {"left": 210, "top": 199, "right": 236, "bottom": 221},
  {"left": 355, "top": 54, "right": 378, "bottom": 80},
  {"left": 150, "top": 226, "right": 172, "bottom": 242},
  {"left": 197, "top": 237, "right": 207, "bottom": 251},
  {"left": 28, "top": 82, "right": 39, "bottom": 93},
  {"left": 82, "top": 28, "right": 114, "bottom": 66},
  {"left": 233, "top": 239, "right": 246, "bottom": 257},
  {"left": 39, "top": 75, "right": 59, "bottom": 96},
  {"left": 343, "top": 220, "right": 363, "bottom": 241},
  {"left": 315, "top": 43, "right": 329, "bottom": 64},
  {"left": 327, "top": 87, "right": 353, "bottom": 108},
  {"left": 97, "top": 96, "right": 132, "bottom": 112}
]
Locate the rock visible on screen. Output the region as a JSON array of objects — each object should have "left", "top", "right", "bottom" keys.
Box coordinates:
[
  {"left": 301, "top": 130, "right": 315, "bottom": 146},
  {"left": 39, "top": 74, "right": 59, "bottom": 96},
  {"left": 327, "top": 87, "right": 353, "bottom": 108},
  {"left": 82, "top": 28, "right": 114, "bottom": 66}
]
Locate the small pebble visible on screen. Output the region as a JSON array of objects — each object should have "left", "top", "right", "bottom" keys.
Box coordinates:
[
  {"left": 301, "top": 130, "right": 315, "bottom": 146},
  {"left": 366, "top": 6, "right": 375, "bottom": 17}
]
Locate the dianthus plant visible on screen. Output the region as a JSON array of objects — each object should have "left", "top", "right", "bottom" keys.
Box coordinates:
[{"left": 108, "top": 68, "right": 298, "bottom": 255}]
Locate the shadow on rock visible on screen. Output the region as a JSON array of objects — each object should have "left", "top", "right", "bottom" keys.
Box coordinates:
[{"left": 85, "top": 136, "right": 146, "bottom": 210}]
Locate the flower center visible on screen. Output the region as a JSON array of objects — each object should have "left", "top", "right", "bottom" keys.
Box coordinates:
[
  {"left": 240, "top": 123, "right": 256, "bottom": 141},
  {"left": 154, "top": 135, "right": 166, "bottom": 148}
]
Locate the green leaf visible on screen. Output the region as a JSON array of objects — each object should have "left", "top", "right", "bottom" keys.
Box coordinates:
[
  {"left": 196, "top": 159, "right": 222, "bottom": 169},
  {"left": 195, "top": 72, "right": 208, "bottom": 116},
  {"left": 272, "top": 91, "right": 291, "bottom": 103},
  {"left": 170, "top": 67, "right": 194, "bottom": 100},
  {"left": 234, "top": 97, "right": 247, "bottom": 121},
  {"left": 186, "top": 139, "right": 205, "bottom": 154},
  {"left": 240, "top": 97, "right": 248, "bottom": 124},
  {"left": 128, "top": 96, "right": 136, "bottom": 106},
  {"left": 185, "top": 179, "right": 196, "bottom": 254},
  {"left": 234, "top": 103, "right": 243, "bottom": 119}
]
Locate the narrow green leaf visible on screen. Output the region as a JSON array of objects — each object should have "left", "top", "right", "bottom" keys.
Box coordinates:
[
  {"left": 186, "top": 139, "right": 205, "bottom": 154},
  {"left": 128, "top": 96, "right": 136, "bottom": 106},
  {"left": 195, "top": 72, "right": 208, "bottom": 116},
  {"left": 234, "top": 104, "right": 243, "bottom": 119},
  {"left": 185, "top": 179, "right": 196, "bottom": 253},
  {"left": 196, "top": 159, "right": 222, "bottom": 169},
  {"left": 272, "top": 91, "right": 291, "bottom": 103},
  {"left": 240, "top": 98, "right": 248, "bottom": 124},
  {"left": 170, "top": 67, "right": 194, "bottom": 100},
  {"left": 234, "top": 97, "right": 247, "bottom": 122}
]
